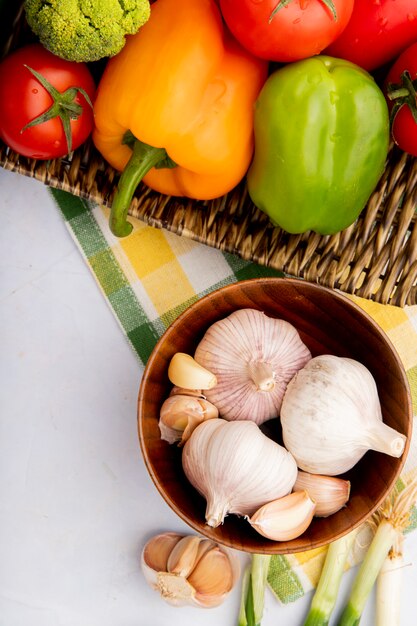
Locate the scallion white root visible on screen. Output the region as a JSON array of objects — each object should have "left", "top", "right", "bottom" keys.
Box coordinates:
[
  {"left": 338, "top": 477, "right": 417, "bottom": 626},
  {"left": 303, "top": 529, "right": 358, "bottom": 626},
  {"left": 375, "top": 535, "right": 404, "bottom": 626}
]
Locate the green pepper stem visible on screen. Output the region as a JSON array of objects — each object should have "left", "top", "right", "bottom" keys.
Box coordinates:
[{"left": 110, "top": 139, "right": 169, "bottom": 237}]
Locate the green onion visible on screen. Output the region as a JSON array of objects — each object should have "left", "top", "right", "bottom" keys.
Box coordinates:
[
  {"left": 303, "top": 529, "right": 358, "bottom": 626},
  {"left": 238, "top": 554, "right": 271, "bottom": 626},
  {"left": 338, "top": 477, "right": 417, "bottom": 626},
  {"left": 375, "top": 535, "right": 404, "bottom": 626}
]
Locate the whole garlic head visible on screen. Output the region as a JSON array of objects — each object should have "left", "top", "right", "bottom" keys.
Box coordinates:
[
  {"left": 281, "top": 354, "right": 407, "bottom": 475},
  {"left": 194, "top": 308, "right": 311, "bottom": 425},
  {"left": 141, "top": 532, "right": 240, "bottom": 608},
  {"left": 182, "top": 418, "right": 298, "bottom": 527}
]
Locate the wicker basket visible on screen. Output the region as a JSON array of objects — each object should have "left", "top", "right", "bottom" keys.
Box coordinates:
[{"left": 1, "top": 4, "right": 416, "bottom": 306}]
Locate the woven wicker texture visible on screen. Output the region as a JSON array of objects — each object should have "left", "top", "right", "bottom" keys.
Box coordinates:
[{"left": 1, "top": 3, "right": 416, "bottom": 306}]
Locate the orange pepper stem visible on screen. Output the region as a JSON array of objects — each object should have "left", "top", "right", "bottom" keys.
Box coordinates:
[{"left": 110, "top": 138, "right": 173, "bottom": 237}]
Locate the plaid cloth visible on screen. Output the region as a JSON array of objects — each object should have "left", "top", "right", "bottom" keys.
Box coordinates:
[{"left": 50, "top": 188, "right": 417, "bottom": 605}]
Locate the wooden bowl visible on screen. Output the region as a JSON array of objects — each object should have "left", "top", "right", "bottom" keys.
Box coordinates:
[{"left": 137, "top": 278, "right": 412, "bottom": 554}]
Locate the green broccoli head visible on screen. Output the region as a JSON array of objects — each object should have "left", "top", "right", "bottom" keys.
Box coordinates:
[{"left": 25, "top": 0, "right": 151, "bottom": 63}]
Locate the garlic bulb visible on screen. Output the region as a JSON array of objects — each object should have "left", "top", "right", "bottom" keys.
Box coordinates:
[
  {"left": 141, "top": 532, "right": 240, "bottom": 607},
  {"left": 294, "top": 471, "right": 351, "bottom": 517},
  {"left": 248, "top": 491, "right": 316, "bottom": 541},
  {"left": 281, "top": 355, "right": 407, "bottom": 476},
  {"left": 194, "top": 308, "right": 311, "bottom": 425},
  {"left": 159, "top": 394, "right": 219, "bottom": 445},
  {"left": 182, "top": 418, "right": 298, "bottom": 527}
]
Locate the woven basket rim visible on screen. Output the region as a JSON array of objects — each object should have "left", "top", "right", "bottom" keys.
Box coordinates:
[{"left": 1, "top": 2, "right": 416, "bottom": 307}]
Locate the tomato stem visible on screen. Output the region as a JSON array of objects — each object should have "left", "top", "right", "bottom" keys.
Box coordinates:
[
  {"left": 21, "top": 65, "right": 93, "bottom": 154},
  {"left": 387, "top": 70, "right": 417, "bottom": 127},
  {"left": 269, "top": 0, "right": 337, "bottom": 23}
]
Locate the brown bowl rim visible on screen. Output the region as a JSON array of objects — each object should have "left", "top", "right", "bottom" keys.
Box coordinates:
[{"left": 137, "top": 277, "right": 413, "bottom": 553}]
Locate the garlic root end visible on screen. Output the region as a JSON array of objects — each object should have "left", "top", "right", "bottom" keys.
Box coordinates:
[{"left": 369, "top": 423, "right": 406, "bottom": 458}]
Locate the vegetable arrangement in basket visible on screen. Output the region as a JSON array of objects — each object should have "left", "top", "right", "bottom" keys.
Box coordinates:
[{"left": 0, "top": 0, "right": 416, "bottom": 240}]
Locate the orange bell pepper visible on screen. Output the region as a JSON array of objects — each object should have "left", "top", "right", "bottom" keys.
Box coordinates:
[{"left": 92, "top": 0, "right": 268, "bottom": 237}]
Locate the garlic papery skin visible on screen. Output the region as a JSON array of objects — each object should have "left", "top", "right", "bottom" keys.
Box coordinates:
[
  {"left": 159, "top": 394, "right": 219, "bottom": 445},
  {"left": 248, "top": 490, "right": 316, "bottom": 541},
  {"left": 168, "top": 353, "right": 217, "bottom": 390},
  {"left": 294, "top": 471, "right": 351, "bottom": 517},
  {"left": 280, "top": 355, "right": 407, "bottom": 476},
  {"left": 141, "top": 532, "right": 240, "bottom": 608},
  {"left": 169, "top": 386, "right": 205, "bottom": 398},
  {"left": 194, "top": 308, "right": 311, "bottom": 425},
  {"left": 182, "top": 418, "right": 298, "bottom": 527}
]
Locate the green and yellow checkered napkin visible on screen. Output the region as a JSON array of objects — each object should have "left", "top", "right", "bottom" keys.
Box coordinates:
[{"left": 50, "top": 188, "right": 417, "bottom": 605}]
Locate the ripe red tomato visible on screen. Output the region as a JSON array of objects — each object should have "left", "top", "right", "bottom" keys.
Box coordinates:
[
  {"left": 219, "top": 0, "right": 354, "bottom": 62},
  {"left": 384, "top": 42, "right": 417, "bottom": 157},
  {"left": 326, "top": 0, "right": 417, "bottom": 71},
  {"left": 0, "top": 44, "right": 95, "bottom": 159}
]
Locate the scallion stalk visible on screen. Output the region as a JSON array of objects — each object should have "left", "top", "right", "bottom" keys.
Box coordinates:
[
  {"left": 252, "top": 554, "right": 271, "bottom": 625},
  {"left": 238, "top": 566, "right": 251, "bottom": 626},
  {"left": 238, "top": 554, "right": 271, "bottom": 626},
  {"left": 375, "top": 535, "right": 404, "bottom": 626},
  {"left": 338, "top": 477, "right": 417, "bottom": 626},
  {"left": 303, "top": 529, "right": 358, "bottom": 626}
]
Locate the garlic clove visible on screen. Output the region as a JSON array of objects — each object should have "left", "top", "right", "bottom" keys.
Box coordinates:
[
  {"left": 168, "top": 352, "right": 217, "bottom": 390},
  {"left": 142, "top": 532, "right": 183, "bottom": 573},
  {"left": 189, "top": 546, "right": 240, "bottom": 607},
  {"left": 169, "top": 386, "right": 206, "bottom": 398},
  {"left": 156, "top": 571, "right": 197, "bottom": 606},
  {"left": 141, "top": 532, "right": 240, "bottom": 608},
  {"left": 189, "top": 546, "right": 234, "bottom": 596},
  {"left": 248, "top": 490, "right": 316, "bottom": 541},
  {"left": 294, "top": 471, "right": 351, "bottom": 517},
  {"left": 166, "top": 535, "right": 202, "bottom": 577},
  {"left": 159, "top": 394, "right": 219, "bottom": 445},
  {"left": 193, "top": 538, "right": 218, "bottom": 566}
]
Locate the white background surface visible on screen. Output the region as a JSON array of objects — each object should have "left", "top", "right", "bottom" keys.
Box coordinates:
[{"left": 1, "top": 166, "right": 417, "bottom": 625}]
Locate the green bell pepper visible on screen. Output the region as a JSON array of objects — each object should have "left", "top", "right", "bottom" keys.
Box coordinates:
[{"left": 247, "top": 56, "right": 390, "bottom": 235}]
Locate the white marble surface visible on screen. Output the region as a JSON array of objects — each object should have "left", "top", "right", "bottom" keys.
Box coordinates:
[{"left": 1, "top": 166, "right": 416, "bottom": 626}]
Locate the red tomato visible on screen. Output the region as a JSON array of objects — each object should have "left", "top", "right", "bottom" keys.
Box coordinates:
[
  {"left": 384, "top": 42, "right": 417, "bottom": 157},
  {"left": 219, "top": 0, "right": 354, "bottom": 62},
  {"left": 0, "top": 44, "right": 95, "bottom": 159},
  {"left": 326, "top": 0, "right": 417, "bottom": 71}
]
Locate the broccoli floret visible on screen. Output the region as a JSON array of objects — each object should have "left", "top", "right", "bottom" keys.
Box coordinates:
[{"left": 24, "top": 0, "right": 151, "bottom": 63}]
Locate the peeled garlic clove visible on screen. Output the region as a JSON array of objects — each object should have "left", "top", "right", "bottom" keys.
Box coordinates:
[
  {"left": 159, "top": 394, "right": 219, "bottom": 445},
  {"left": 168, "top": 353, "right": 217, "bottom": 390},
  {"left": 194, "top": 308, "right": 311, "bottom": 425},
  {"left": 294, "top": 471, "right": 351, "bottom": 517},
  {"left": 167, "top": 535, "right": 202, "bottom": 577},
  {"left": 249, "top": 491, "right": 316, "bottom": 541},
  {"left": 182, "top": 418, "right": 298, "bottom": 527},
  {"left": 281, "top": 355, "right": 407, "bottom": 475}
]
